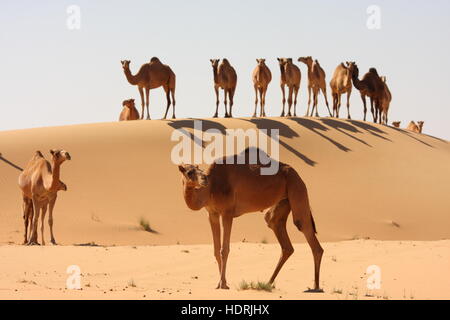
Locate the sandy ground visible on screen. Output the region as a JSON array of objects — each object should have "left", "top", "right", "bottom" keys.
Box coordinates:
[
  {"left": 1, "top": 240, "right": 449, "bottom": 300},
  {"left": 0, "top": 117, "right": 449, "bottom": 299}
]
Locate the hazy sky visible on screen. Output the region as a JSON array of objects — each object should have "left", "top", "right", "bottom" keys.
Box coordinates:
[{"left": 1, "top": 0, "right": 449, "bottom": 139}]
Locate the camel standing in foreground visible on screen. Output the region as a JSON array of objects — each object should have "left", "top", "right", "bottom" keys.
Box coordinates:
[
  {"left": 177, "top": 149, "right": 323, "bottom": 291},
  {"left": 348, "top": 64, "right": 385, "bottom": 123},
  {"left": 210, "top": 59, "right": 237, "bottom": 118},
  {"left": 121, "top": 57, "right": 176, "bottom": 120},
  {"left": 330, "top": 62, "right": 354, "bottom": 119},
  {"left": 119, "top": 99, "right": 140, "bottom": 121},
  {"left": 277, "top": 58, "right": 301, "bottom": 117},
  {"left": 407, "top": 121, "right": 424, "bottom": 133},
  {"left": 18, "top": 150, "right": 71, "bottom": 245},
  {"left": 379, "top": 76, "right": 392, "bottom": 125},
  {"left": 252, "top": 59, "right": 272, "bottom": 117},
  {"left": 392, "top": 121, "right": 401, "bottom": 128},
  {"left": 23, "top": 179, "right": 67, "bottom": 245},
  {"left": 298, "top": 56, "right": 332, "bottom": 117}
]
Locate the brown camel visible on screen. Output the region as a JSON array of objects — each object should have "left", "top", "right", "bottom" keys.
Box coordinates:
[
  {"left": 177, "top": 149, "right": 323, "bottom": 291},
  {"left": 348, "top": 63, "right": 385, "bottom": 123},
  {"left": 252, "top": 59, "right": 272, "bottom": 117},
  {"left": 330, "top": 62, "right": 354, "bottom": 119},
  {"left": 392, "top": 121, "right": 401, "bottom": 128},
  {"left": 121, "top": 57, "right": 176, "bottom": 120},
  {"left": 18, "top": 149, "right": 71, "bottom": 245},
  {"left": 378, "top": 76, "right": 392, "bottom": 125},
  {"left": 407, "top": 121, "right": 424, "bottom": 133},
  {"left": 119, "top": 99, "right": 140, "bottom": 121},
  {"left": 298, "top": 56, "right": 332, "bottom": 117},
  {"left": 210, "top": 59, "right": 237, "bottom": 118},
  {"left": 23, "top": 180, "right": 67, "bottom": 245},
  {"left": 277, "top": 58, "right": 301, "bottom": 117}
]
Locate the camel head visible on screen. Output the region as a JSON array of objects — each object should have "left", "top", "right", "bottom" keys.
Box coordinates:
[
  {"left": 178, "top": 164, "right": 208, "bottom": 189},
  {"left": 392, "top": 121, "right": 401, "bottom": 128},
  {"left": 277, "top": 58, "right": 292, "bottom": 66},
  {"left": 49, "top": 149, "right": 71, "bottom": 164},
  {"left": 347, "top": 62, "right": 359, "bottom": 79},
  {"left": 256, "top": 58, "right": 266, "bottom": 66},
  {"left": 122, "top": 99, "right": 135, "bottom": 108},
  {"left": 120, "top": 60, "right": 131, "bottom": 70},
  {"left": 417, "top": 121, "right": 424, "bottom": 131},
  {"left": 58, "top": 181, "right": 68, "bottom": 192},
  {"left": 298, "top": 56, "right": 312, "bottom": 66},
  {"left": 210, "top": 59, "right": 220, "bottom": 69}
]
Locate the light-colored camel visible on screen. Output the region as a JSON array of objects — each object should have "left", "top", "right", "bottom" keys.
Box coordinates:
[
  {"left": 330, "top": 62, "right": 354, "bottom": 119},
  {"left": 210, "top": 59, "right": 237, "bottom": 118},
  {"left": 348, "top": 63, "right": 385, "bottom": 123},
  {"left": 178, "top": 149, "right": 323, "bottom": 291},
  {"left": 23, "top": 179, "right": 67, "bottom": 245},
  {"left": 119, "top": 99, "right": 140, "bottom": 121},
  {"left": 407, "top": 121, "right": 424, "bottom": 133},
  {"left": 392, "top": 121, "right": 401, "bottom": 128},
  {"left": 277, "top": 58, "right": 301, "bottom": 117},
  {"left": 18, "top": 149, "right": 71, "bottom": 245},
  {"left": 121, "top": 57, "right": 176, "bottom": 120},
  {"left": 378, "top": 76, "right": 392, "bottom": 125},
  {"left": 252, "top": 59, "right": 272, "bottom": 117},
  {"left": 298, "top": 56, "right": 332, "bottom": 117}
]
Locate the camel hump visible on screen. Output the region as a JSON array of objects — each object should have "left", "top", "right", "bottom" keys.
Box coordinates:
[
  {"left": 369, "top": 67, "right": 379, "bottom": 75},
  {"left": 222, "top": 58, "right": 230, "bottom": 65},
  {"left": 150, "top": 57, "right": 161, "bottom": 63},
  {"left": 35, "top": 151, "right": 44, "bottom": 158}
]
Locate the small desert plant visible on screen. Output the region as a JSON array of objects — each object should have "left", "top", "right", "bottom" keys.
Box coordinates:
[
  {"left": 239, "top": 280, "right": 274, "bottom": 292},
  {"left": 139, "top": 218, "right": 157, "bottom": 233},
  {"left": 261, "top": 238, "right": 268, "bottom": 244},
  {"left": 332, "top": 287, "right": 343, "bottom": 294},
  {"left": 128, "top": 279, "right": 137, "bottom": 287}
]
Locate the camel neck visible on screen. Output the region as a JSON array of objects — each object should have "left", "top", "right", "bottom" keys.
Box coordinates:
[
  {"left": 48, "top": 161, "right": 61, "bottom": 192},
  {"left": 123, "top": 67, "right": 139, "bottom": 85},
  {"left": 351, "top": 72, "right": 364, "bottom": 90},
  {"left": 212, "top": 66, "right": 219, "bottom": 84},
  {"left": 183, "top": 184, "right": 210, "bottom": 211}
]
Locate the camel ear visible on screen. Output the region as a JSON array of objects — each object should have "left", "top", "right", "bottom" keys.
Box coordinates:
[
  {"left": 277, "top": 58, "right": 281, "bottom": 61},
  {"left": 50, "top": 149, "right": 55, "bottom": 155},
  {"left": 178, "top": 165, "right": 186, "bottom": 174}
]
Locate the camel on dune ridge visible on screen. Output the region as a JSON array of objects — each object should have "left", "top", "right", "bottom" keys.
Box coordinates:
[
  {"left": 178, "top": 148, "right": 323, "bottom": 291},
  {"left": 252, "top": 59, "right": 272, "bottom": 117},
  {"left": 407, "top": 121, "right": 424, "bottom": 133},
  {"left": 210, "top": 59, "right": 237, "bottom": 118},
  {"left": 298, "top": 56, "right": 332, "bottom": 117},
  {"left": 18, "top": 149, "right": 71, "bottom": 245},
  {"left": 392, "top": 121, "right": 401, "bottom": 128},
  {"left": 277, "top": 58, "right": 301, "bottom": 117},
  {"left": 121, "top": 57, "right": 176, "bottom": 120},
  {"left": 330, "top": 62, "right": 354, "bottom": 119},
  {"left": 119, "top": 99, "right": 140, "bottom": 121},
  {"left": 379, "top": 76, "right": 392, "bottom": 125}
]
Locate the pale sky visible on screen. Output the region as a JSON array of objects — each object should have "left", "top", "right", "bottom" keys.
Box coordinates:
[{"left": 1, "top": 0, "right": 449, "bottom": 139}]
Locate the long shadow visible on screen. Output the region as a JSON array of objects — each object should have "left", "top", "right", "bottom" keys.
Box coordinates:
[
  {"left": 0, "top": 154, "right": 23, "bottom": 171},
  {"left": 346, "top": 120, "right": 392, "bottom": 142},
  {"left": 386, "top": 126, "right": 434, "bottom": 148},
  {"left": 319, "top": 118, "right": 372, "bottom": 147},
  {"left": 242, "top": 118, "right": 317, "bottom": 166},
  {"left": 289, "top": 117, "right": 351, "bottom": 152}
]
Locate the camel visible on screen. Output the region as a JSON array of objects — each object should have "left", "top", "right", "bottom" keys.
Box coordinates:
[
  {"left": 407, "top": 121, "right": 424, "bottom": 133},
  {"left": 348, "top": 63, "right": 385, "bottom": 123},
  {"left": 298, "top": 56, "right": 332, "bottom": 117},
  {"left": 330, "top": 62, "right": 354, "bottom": 119},
  {"left": 23, "top": 180, "right": 67, "bottom": 245},
  {"left": 392, "top": 121, "right": 401, "bottom": 128},
  {"left": 177, "top": 149, "right": 323, "bottom": 291},
  {"left": 119, "top": 99, "right": 140, "bottom": 121},
  {"left": 252, "top": 59, "right": 272, "bottom": 117},
  {"left": 18, "top": 149, "right": 71, "bottom": 245},
  {"left": 378, "top": 76, "right": 392, "bottom": 125},
  {"left": 121, "top": 57, "right": 176, "bottom": 120},
  {"left": 277, "top": 58, "right": 301, "bottom": 117},
  {"left": 210, "top": 59, "right": 237, "bottom": 118}
]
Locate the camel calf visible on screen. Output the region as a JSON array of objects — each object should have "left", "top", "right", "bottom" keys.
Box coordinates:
[
  {"left": 119, "top": 99, "right": 140, "bottom": 121},
  {"left": 392, "top": 121, "right": 401, "bottom": 128},
  {"left": 407, "top": 121, "right": 424, "bottom": 133}
]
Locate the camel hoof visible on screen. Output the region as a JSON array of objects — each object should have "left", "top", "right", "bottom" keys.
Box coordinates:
[
  {"left": 216, "top": 281, "right": 229, "bottom": 289},
  {"left": 27, "top": 241, "right": 40, "bottom": 246},
  {"left": 213, "top": 114, "right": 218, "bottom": 118},
  {"left": 304, "top": 287, "right": 324, "bottom": 293},
  {"left": 51, "top": 240, "right": 57, "bottom": 245},
  {"left": 287, "top": 113, "right": 292, "bottom": 117},
  {"left": 172, "top": 115, "right": 176, "bottom": 119}
]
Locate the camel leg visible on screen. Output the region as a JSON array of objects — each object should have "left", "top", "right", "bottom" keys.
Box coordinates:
[
  {"left": 138, "top": 87, "right": 145, "bottom": 120},
  {"left": 28, "top": 198, "right": 41, "bottom": 245},
  {"left": 23, "top": 197, "right": 32, "bottom": 244},
  {"left": 331, "top": 93, "right": 336, "bottom": 117},
  {"left": 208, "top": 211, "right": 222, "bottom": 276},
  {"left": 163, "top": 86, "right": 171, "bottom": 120},
  {"left": 305, "top": 86, "right": 311, "bottom": 116},
  {"left": 171, "top": 88, "right": 176, "bottom": 119},
  {"left": 265, "top": 199, "right": 293, "bottom": 284},
  {"left": 253, "top": 85, "right": 258, "bottom": 117},
  {"left": 218, "top": 215, "right": 233, "bottom": 289},
  {"left": 259, "top": 88, "right": 264, "bottom": 117},
  {"left": 361, "top": 94, "right": 367, "bottom": 121},
  {"left": 337, "top": 93, "right": 342, "bottom": 118},
  {"left": 346, "top": 88, "right": 352, "bottom": 119},
  {"left": 40, "top": 204, "right": 48, "bottom": 246},
  {"left": 370, "top": 98, "right": 376, "bottom": 123},
  {"left": 280, "top": 84, "right": 286, "bottom": 117},
  {"left": 48, "top": 196, "right": 57, "bottom": 245},
  {"left": 313, "top": 89, "right": 319, "bottom": 117},
  {"left": 229, "top": 88, "right": 235, "bottom": 118},
  {"left": 213, "top": 86, "right": 219, "bottom": 118},
  {"left": 293, "top": 86, "right": 299, "bottom": 117},
  {"left": 322, "top": 87, "right": 332, "bottom": 117},
  {"left": 287, "top": 85, "right": 294, "bottom": 117},
  {"left": 262, "top": 87, "right": 268, "bottom": 117},
  {"left": 224, "top": 89, "right": 229, "bottom": 118},
  {"left": 145, "top": 87, "right": 151, "bottom": 120}
]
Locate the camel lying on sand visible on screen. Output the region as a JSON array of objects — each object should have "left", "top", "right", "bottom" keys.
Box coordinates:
[
  {"left": 178, "top": 149, "right": 323, "bottom": 291},
  {"left": 119, "top": 99, "right": 140, "bottom": 121},
  {"left": 407, "top": 121, "right": 424, "bottom": 133},
  {"left": 392, "top": 121, "right": 401, "bottom": 128}
]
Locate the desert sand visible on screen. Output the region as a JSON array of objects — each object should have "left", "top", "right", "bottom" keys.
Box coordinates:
[{"left": 0, "top": 117, "right": 449, "bottom": 299}]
